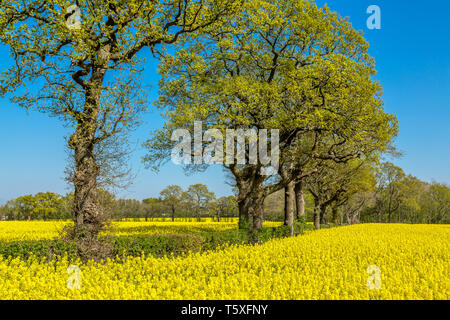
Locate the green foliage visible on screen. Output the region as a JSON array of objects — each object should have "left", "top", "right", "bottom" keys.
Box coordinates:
[
  {"left": 216, "top": 196, "right": 238, "bottom": 219},
  {"left": 0, "top": 192, "right": 69, "bottom": 220},
  {"left": 184, "top": 184, "right": 216, "bottom": 220},
  {"left": 200, "top": 228, "right": 249, "bottom": 249},
  {"left": 0, "top": 0, "right": 238, "bottom": 115},
  {"left": 256, "top": 221, "right": 310, "bottom": 242},
  {"left": 112, "top": 234, "right": 205, "bottom": 257},
  {"left": 0, "top": 235, "right": 205, "bottom": 260},
  {"left": 306, "top": 159, "right": 377, "bottom": 227},
  {"left": 145, "top": 0, "right": 398, "bottom": 166},
  {"left": 0, "top": 240, "right": 77, "bottom": 261},
  {"left": 159, "top": 185, "right": 183, "bottom": 219},
  {"left": 160, "top": 185, "right": 183, "bottom": 204},
  {"left": 420, "top": 183, "right": 450, "bottom": 224}
]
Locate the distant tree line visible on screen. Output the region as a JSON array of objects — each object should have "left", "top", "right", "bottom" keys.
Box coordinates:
[
  {"left": 0, "top": 192, "right": 70, "bottom": 221},
  {"left": 0, "top": 184, "right": 238, "bottom": 222},
  {"left": 2, "top": 163, "right": 448, "bottom": 225},
  {"left": 262, "top": 161, "right": 450, "bottom": 225}
]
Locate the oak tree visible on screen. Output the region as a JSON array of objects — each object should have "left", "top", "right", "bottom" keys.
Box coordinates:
[{"left": 0, "top": 0, "right": 237, "bottom": 253}]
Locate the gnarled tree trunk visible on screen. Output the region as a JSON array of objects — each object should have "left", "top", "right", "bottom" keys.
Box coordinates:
[
  {"left": 69, "top": 111, "right": 104, "bottom": 237},
  {"left": 68, "top": 66, "right": 108, "bottom": 245},
  {"left": 237, "top": 187, "right": 265, "bottom": 232}
]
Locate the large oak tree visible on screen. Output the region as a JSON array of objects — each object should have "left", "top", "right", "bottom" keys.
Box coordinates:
[{"left": 0, "top": 0, "right": 236, "bottom": 252}]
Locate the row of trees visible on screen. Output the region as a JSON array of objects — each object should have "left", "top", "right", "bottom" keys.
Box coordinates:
[
  {"left": 128, "top": 184, "right": 237, "bottom": 221},
  {"left": 0, "top": 184, "right": 239, "bottom": 221},
  {"left": 262, "top": 162, "right": 450, "bottom": 226},
  {"left": 144, "top": 0, "right": 398, "bottom": 235},
  {"left": 359, "top": 163, "right": 450, "bottom": 224},
  {"left": 0, "top": 192, "right": 69, "bottom": 220}
]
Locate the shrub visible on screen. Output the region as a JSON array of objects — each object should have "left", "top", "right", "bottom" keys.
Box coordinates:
[
  {"left": 0, "top": 240, "right": 77, "bottom": 261},
  {"left": 112, "top": 233, "right": 204, "bottom": 257},
  {"left": 200, "top": 229, "right": 249, "bottom": 250}
]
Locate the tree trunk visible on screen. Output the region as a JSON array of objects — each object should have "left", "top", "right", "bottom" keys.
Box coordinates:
[
  {"left": 69, "top": 73, "right": 106, "bottom": 240},
  {"left": 251, "top": 192, "right": 265, "bottom": 231},
  {"left": 233, "top": 165, "right": 266, "bottom": 233},
  {"left": 284, "top": 181, "right": 295, "bottom": 236},
  {"left": 376, "top": 202, "right": 382, "bottom": 223},
  {"left": 238, "top": 196, "right": 251, "bottom": 229},
  {"left": 70, "top": 128, "right": 104, "bottom": 237},
  {"left": 313, "top": 203, "right": 322, "bottom": 230},
  {"left": 171, "top": 204, "right": 175, "bottom": 222},
  {"left": 331, "top": 206, "right": 338, "bottom": 224},
  {"left": 387, "top": 189, "right": 393, "bottom": 223},
  {"left": 320, "top": 207, "right": 327, "bottom": 225},
  {"left": 237, "top": 186, "right": 265, "bottom": 232},
  {"left": 294, "top": 180, "right": 305, "bottom": 220}
]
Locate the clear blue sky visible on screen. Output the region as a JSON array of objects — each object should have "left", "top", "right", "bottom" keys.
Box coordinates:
[{"left": 0, "top": 0, "right": 449, "bottom": 204}]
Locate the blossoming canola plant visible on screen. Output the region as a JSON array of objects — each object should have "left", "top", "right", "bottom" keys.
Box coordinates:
[{"left": 0, "top": 224, "right": 448, "bottom": 299}]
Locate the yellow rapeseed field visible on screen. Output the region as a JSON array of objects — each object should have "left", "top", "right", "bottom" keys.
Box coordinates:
[
  {"left": 0, "top": 223, "right": 448, "bottom": 299},
  {"left": 0, "top": 219, "right": 282, "bottom": 241}
]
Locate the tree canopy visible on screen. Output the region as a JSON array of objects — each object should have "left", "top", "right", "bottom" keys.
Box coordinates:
[{"left": 144, "top": 0, "right": 398, "bottom": 232}]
